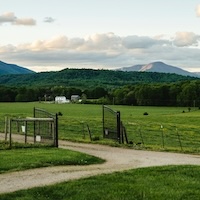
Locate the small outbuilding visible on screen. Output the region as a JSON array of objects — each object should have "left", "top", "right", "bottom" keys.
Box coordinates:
[
  {"left": 71, "top": 95, "right": 80, "bottom": 102},
  {"left": 55, "top": 96, "right": 70, "bottom": 104}
]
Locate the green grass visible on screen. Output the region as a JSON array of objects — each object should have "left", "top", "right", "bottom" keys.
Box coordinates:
[
  {"left": 0, "top": 103, "right": 199, "bottom": 199},
  {"left": 1, "top": 165, "right": 200, "bottom": 200},
  {"left": 0, "top": 147, "right": 104, "bottom": 174},
  {"left": 0, "top": 102, "right": 200, "bottom": 153}
]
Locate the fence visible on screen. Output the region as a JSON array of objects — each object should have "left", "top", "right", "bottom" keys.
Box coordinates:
[
  {"left": 125, "top": 122, "right": 200, "bottom": 152},
  {"left": 4, "top": 107, "right": 58, "bottom": 148},
  {"left": 0, "top": 106, "right": 200, "bottom": 152}
]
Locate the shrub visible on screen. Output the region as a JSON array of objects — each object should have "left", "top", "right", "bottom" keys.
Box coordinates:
[{"left": 143, "top": 112, "right": 148, "bottom": 115}]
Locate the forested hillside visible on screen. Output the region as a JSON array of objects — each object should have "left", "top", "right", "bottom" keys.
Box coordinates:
[
  {"left": 0, "top": 68, "right": 196, "bottom": 88},
  {"left": 0, "top": 68, "right": 199, "bottom": 106}
]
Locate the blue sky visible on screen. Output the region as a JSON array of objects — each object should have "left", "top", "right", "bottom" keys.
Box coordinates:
[{"left": 0, "top": 0, "right": 200, "bottom": 72}]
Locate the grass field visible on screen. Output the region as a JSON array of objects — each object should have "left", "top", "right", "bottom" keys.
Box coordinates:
[
  {"left": 0, "top": 165, "right": 199, "bottom": 200},
  {"left": 0, "top": 102, "right": 200, "bottom": 153},
  {"left": 0, "top": 147, "right": 104, "bottom": 174},
  {"left": 0, "top": 103, "right": 200, "bottom": 199}
]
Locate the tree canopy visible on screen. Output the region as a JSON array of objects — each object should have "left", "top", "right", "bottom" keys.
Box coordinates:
[{"left": 0, "top": 69, "right": 199, "bottom": 106}]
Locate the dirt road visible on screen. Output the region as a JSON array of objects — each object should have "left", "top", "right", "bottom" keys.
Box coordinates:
[{"left": 0, "top": 138, "right": 200, "bottom": 194}]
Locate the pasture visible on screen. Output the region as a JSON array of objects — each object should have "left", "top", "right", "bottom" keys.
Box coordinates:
[
  {"left": 0, "top": 102, "right": 200, "bottom": 153},
  {"left": 0, "top": 103, "right": 200, "bottom": 199}
]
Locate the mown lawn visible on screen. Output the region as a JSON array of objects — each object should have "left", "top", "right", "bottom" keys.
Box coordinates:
[
  {"left": 0, "top": 147, "right": 104, "bottom": 174},
  {"left": 0, "top": 165, "right": 199, "bottom": 200}
]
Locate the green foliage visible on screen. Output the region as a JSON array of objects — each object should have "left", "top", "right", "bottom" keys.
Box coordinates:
[{"left": 1, "top": 165, "right": 200, "bottom": 199}]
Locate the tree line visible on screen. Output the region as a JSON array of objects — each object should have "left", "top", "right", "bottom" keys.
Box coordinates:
[
  {"left": 1, "top": 80, "right": 200, "bottom": 107},
  {"left": 0, "top": 86, "right": 108, "bottom": 102},
  {"left": 111, "top": 80, "right": 200, "bottom": 107}
]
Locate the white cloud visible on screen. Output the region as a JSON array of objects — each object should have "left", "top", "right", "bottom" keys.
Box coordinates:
[
  {"left": 0, "top": 33, "right": 200, "bottom": 72},
  {"left": 14, "top": 18, "right": 36, "bottom": 26},
  {"left": 196, "top": 5, "right": 200, "bottom": 17},
  {"left": 19, "top": 36, "right": 85, "bottom": 51},
  {"left": 173, "top": 32, "right": 200, "bottom": 47},
  {"left": 0, "top": 12, "right": 16, "bottom": 23},
  {"left": 81, "top": 33, "right": 122, "bottom": 51},
  {"left": 0, "top": 12, "right": 36, "bottom": 26}
]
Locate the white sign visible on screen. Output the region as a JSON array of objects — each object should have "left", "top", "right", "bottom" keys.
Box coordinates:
[{"left": 36, "top": 135, "right": 41, "bottom": 142}]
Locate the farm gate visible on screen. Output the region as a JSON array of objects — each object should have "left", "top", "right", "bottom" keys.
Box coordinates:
[
  {"left": 102, "top": 105, "right": 128, "bottom": 144},
  {"left": 5, "top": 107, "right": 58, "bottom": 148}
]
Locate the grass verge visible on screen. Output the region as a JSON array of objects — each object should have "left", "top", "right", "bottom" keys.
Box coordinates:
[
  {"left": 0, "top": 165, "right": 199, "bottom": 199},
  {"left": 0, "top": 147, "right": 104, "bottom": 174}
]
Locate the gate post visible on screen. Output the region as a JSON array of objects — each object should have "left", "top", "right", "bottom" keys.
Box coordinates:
[
  {"left": 55, "top": 113, "right": 58, "bottom": 147},
  {"left": 117, "top": 111, "right": 121, "bottom": 143}
]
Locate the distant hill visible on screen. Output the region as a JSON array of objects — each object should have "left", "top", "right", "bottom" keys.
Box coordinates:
[
  {"left": 0, "top": 61, "right": 35, "bottom": 75},
  {"left": 0, "top": 68, "right": 198, "bottom": 88},
  {"left": 194, "top": 72, "right": 200, "bottom": 76},
  {"left": 118, "top": 61, "right": 198, "bottom": 77}
]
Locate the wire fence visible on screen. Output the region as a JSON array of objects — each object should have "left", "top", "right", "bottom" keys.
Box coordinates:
[
  {"left": 125, "top": 122, "right": 200, "bottom": 153},
  {"left": 0, "top": 113, "right": 200, "bottom": 153}
]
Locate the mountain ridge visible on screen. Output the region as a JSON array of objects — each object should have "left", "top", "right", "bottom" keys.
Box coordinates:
[
  {"left": 118, "top": 61, "right": 199, "bottom": 77},
  {"left": 0, "top": 61, "right": 35, "bottom": 75}
]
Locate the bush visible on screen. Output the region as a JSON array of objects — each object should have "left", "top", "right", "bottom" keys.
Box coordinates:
[{"left": 143, "top": 112, "right": 148, "bottom": 115}]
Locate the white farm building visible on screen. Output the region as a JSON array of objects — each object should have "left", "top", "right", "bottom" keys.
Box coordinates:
[{"left": 55, "top": 96, "right": 70, "bottom": 104}]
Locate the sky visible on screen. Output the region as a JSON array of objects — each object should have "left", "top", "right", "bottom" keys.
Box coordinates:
[{"left": 0, "top": 0, "right": 200, "bottom": 72}]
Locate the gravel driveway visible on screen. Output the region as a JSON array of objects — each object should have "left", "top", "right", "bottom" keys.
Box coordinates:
[{"left": 0, "top": 139, "right": 200, "bottom": 194}]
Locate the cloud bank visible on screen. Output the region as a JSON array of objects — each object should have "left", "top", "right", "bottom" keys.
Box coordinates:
[
  {"left": 0, "top": 12, "right": 36, "bottom": 26},
  {"left": 1, "top": 32, "right": 200, "bottom": 72}
]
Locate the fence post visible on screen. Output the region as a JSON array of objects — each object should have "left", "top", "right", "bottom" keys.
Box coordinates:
[
  {"left": 9, "top": 119, "right": 12, "bottom": 148},
  {"left": 102, "top": 105, "right": 105, "bottom": 137},
  {"left": 25, "top": 121, "right": 27, "bottom": 144},
  {"left": 120, "top": 121, "right": 124, "bottom": 144},
  {"left": 5, "top": 116, "right": 8, "bottom": 141},
  {"left": 117, "top": 111, "right": 121, "bottom": 143},
  {"left": 33, "top": 107, "right": 36, "bottom": 143},
  {"left": 87, "top": 124, "right": 92, "bottom": 141},
  {"left": 55, "top": 113, "right": 58, "bottom": 147}
]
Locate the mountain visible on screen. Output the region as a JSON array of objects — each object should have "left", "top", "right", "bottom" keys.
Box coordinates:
[
  {"left": 118, "top": 61, "right": 198, "bottom": 77},
  {"left": 0, "top": 61, "right": 35, "bottom": 75}
]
